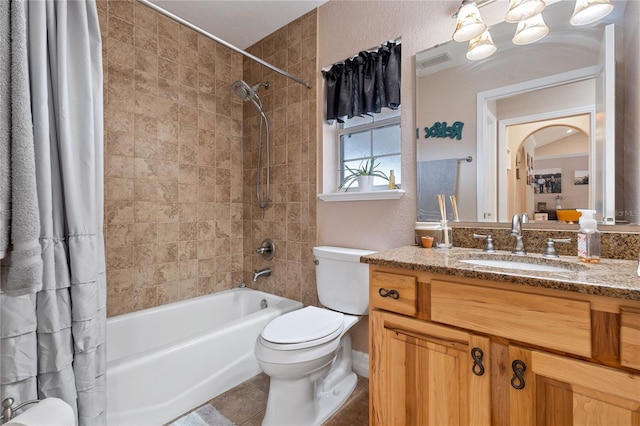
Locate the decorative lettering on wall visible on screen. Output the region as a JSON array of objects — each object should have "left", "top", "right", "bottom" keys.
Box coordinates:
[{"left": 418, "top": 121, "right": 464, "bottom": 140}]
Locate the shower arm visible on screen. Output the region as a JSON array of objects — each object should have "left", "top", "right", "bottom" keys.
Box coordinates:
[{"left": 137, "top": 0, "right": 312, "bottom": 90}]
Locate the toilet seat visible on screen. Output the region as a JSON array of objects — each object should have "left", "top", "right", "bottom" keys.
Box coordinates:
[{"left": 261, "top": 306, "right": 345, "bottom": 350}]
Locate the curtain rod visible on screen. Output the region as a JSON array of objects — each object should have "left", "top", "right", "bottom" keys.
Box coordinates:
[{"left": 137, "top": 0, "right": 312, "bottom": 89}]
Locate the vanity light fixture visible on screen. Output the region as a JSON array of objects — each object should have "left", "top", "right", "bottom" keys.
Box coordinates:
[
  {"left": 466, "top": 30, "right": 497, "bottom": 61},
  {"left": 452, "top": 0, "right": 487, "bottom": 42},
  {"left": 452, "top": 0, "right": 614, "bottom": 60},
  {"left": 570, "top": 0, "right": 615, "bottom": 26},
  {"left": 512, "top": 13, "right": 549, "bottom": 45},
  {"left": 504, "top": 0, "right": 546, "bottom": 23}
]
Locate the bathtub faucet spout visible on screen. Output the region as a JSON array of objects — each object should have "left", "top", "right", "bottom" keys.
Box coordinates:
[{"left": 252, "top": 268, "right": 272, "bottom": 282}]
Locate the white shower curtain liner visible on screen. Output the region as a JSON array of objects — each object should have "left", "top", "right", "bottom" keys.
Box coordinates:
[{"left": 0, "top": 0, "right": 107, "bottom": 424}]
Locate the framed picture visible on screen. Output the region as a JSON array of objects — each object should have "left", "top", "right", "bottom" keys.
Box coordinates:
[
  {"left": 533, "top": 168, "right": 562, "bottom": 194},
  {"left": 537, "top": 202, "right": 547, "bottom": 212},
  {"left": 574, "top": 170, "right": 589, "bottom": 185}
]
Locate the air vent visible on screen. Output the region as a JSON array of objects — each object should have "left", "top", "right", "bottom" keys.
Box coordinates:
[{"left": 417, "top": 52, "right": 452, "bottom": 70}]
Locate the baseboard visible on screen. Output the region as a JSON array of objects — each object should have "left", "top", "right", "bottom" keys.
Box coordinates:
[{"left": 351, "top": 350, "right": 369, "bottom": 378}]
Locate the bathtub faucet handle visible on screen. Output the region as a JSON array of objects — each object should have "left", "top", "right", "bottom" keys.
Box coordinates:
[{"left": 256, "top": 239, "right": 275, "bottom": 261}]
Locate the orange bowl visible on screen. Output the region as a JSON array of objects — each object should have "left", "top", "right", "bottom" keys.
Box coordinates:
[{"left": 556, "top": 209, "right": 582, "bottom": 223}]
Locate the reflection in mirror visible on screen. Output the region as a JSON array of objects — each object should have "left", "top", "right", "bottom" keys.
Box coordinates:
[
  {"left": 497, "top": 83, "right": 595, "bottom": 222},
  {"left": 508, "top": 121, "right": 590, "bottom": 222},
  {"left": 415, "top": 0, "right": 639, "bottom": 225}
]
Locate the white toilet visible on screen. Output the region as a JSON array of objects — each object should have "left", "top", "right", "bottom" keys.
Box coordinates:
[{"left": 254, "top": 246, "right": 375, "bottom": 426}]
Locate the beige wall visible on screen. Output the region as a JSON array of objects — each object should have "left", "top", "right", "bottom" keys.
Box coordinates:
[
  {"left": 100, "top": 0, "right": 318, "bottom": 316},
  {"left": 317, "top": 1, "right": 462, "bottom": 252}
]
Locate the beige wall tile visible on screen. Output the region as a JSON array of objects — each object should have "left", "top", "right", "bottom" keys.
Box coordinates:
[
  {"left": 158, "top": 78, "right": 180, "bottom": 101},
  {"left": 109, "top": 0, "right": 134, "bottom": 23},
  {"left": 157, "top": 203, "right": 179, "bottom": 222},
  {"left": 158, "top": 242, "right": 179, "bottom": 263},
  {"left": 157, "top": 281, "right": 179, "bottom": 305},
  {"left": 157, "top": 15, "right": 179, "bottom": 42},
  {"left": 179, "top": 27, "right": 198, "bottom": 50},
  {"left": 107, "top": 38, "right": 135, "bottom": 67},
  {"left": 109, "top": 17, "right": 134, "bottom": 44},
  {"left": 134, "top": 26, "right": 157, "bottom": 53},
  {"left": 134, "top": 2, "right": 156, "bottom": 32},
  {"left": 156, "top": 261, "right": 178, "bottom": 283},
  {"left": 135, "top": 50, "right": 158, "bottom": 76},
  {"left": 107, "top": 223, "right": 134, "bottom": 248},
  {"left": 179, "top": 241, "right": 198, "bottom": 261}
]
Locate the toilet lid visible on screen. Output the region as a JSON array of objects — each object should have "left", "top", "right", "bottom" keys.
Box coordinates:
[{"left": 261, "top": 306, "right": 344, "bottom": 344}]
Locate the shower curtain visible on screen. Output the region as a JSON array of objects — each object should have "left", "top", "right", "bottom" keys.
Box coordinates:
[{"left": 0, "top": 0, "right": 106, "bottom": 424}]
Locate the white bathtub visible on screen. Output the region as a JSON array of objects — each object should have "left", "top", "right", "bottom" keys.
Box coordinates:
[{"left": 106, "top": 287, "right": 302, "bottom": 425}]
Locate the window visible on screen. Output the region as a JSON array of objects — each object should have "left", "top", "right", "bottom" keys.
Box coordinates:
[{"left": 338, "top": 107, "right": 401, "bottom": 191}]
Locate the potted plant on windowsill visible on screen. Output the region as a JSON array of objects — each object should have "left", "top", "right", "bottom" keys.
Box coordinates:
[{"left": 338, "top": 158, "right": 389, "bottom": 192}]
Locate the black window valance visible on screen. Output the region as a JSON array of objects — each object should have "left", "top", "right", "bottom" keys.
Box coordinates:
[{"left": 322, "top": 41, "right": 401, "bottom": 124}]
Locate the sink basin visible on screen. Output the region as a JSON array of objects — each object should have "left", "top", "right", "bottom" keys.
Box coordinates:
[{"left": 458, "top": 259, "right": 572, "bottom": 273}]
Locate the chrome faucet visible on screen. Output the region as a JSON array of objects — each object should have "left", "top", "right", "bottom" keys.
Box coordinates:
[
  {"left": 510, "top": 214, "right": 527, "bottom": 255},
  {"left": 252, "top": 268, "right": 272, "bottom": 282}
]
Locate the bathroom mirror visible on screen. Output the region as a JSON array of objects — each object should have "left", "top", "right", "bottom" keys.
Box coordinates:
[{"left": 416, "top": 0, "right": 636, "bottom": 225}]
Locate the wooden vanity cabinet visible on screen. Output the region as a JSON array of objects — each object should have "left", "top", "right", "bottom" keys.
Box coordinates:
[
  {"left": 369, "top": 266, "right": 640, "bottom": 426},
  {"left": 370, "top": 310, "right": 491, "bottom": 425}
]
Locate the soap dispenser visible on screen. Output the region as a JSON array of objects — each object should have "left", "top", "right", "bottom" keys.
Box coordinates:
[{"left": 576, "top": 209, "right": 600, "bottom": 263}]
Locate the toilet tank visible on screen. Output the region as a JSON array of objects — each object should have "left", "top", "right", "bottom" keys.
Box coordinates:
[{"left": 313, "top": 246, "right": 376, "bottom": 315}]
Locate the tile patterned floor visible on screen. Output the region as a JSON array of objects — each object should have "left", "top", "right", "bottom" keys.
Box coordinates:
[{"left": 170, "top": 373, "right": 369, "bottom": 426}]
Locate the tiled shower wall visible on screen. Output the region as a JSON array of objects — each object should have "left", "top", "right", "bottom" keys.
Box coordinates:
[
  {"left": 241, "top": 11, "right": 319, "bottom": 307},
  {"left": 99, "top": 0, "right": 246, "bottom": 316},
  {"left": 99, "top": 0, "right": 319, "bottom": 316}
]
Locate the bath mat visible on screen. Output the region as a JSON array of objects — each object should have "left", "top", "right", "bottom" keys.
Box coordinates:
[{"left": 170, "top": 404, "right": 235, "bottom": 426}]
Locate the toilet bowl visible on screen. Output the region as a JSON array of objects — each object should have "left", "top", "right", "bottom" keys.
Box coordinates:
[
  {"left": 255, "top": 307, "right": 360, "bottom": 426},
  {"left": 254, "top": 246, "right": 375, "bottom": 426}
]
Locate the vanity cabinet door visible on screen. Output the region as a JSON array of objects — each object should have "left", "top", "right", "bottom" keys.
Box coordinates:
[
  {"left": 507, "top": 346, "right": 640, "bottom": 425},
  {"left": 370, "top": 310, "right": 491, "bottom": 426}
]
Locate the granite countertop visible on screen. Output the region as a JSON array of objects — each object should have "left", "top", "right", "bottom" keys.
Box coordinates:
[{"left": 361, "top": 246, "right": 640, "bottom": 301}]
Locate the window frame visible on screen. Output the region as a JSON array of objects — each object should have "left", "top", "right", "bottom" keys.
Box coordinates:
[{"left": 337, "top": 113, "right": 402, "bottom": 191}]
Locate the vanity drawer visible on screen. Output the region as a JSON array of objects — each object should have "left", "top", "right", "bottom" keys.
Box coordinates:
[
  {"left": 370, "top": 271, "right": 417, "bottom": 316},
  {"left": 620, "top": 307, "right": 640, "bottom": 370},
  {"left": 430, "top": 280, "right": 592, "bottom": 358}
]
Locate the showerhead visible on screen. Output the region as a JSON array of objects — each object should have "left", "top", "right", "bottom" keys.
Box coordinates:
[
  {"left": 231, "top": 80, "right": 270, "bottom": 102},
  {"left": 231, "top": 80, "right": 254, "bottom": 101}
]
